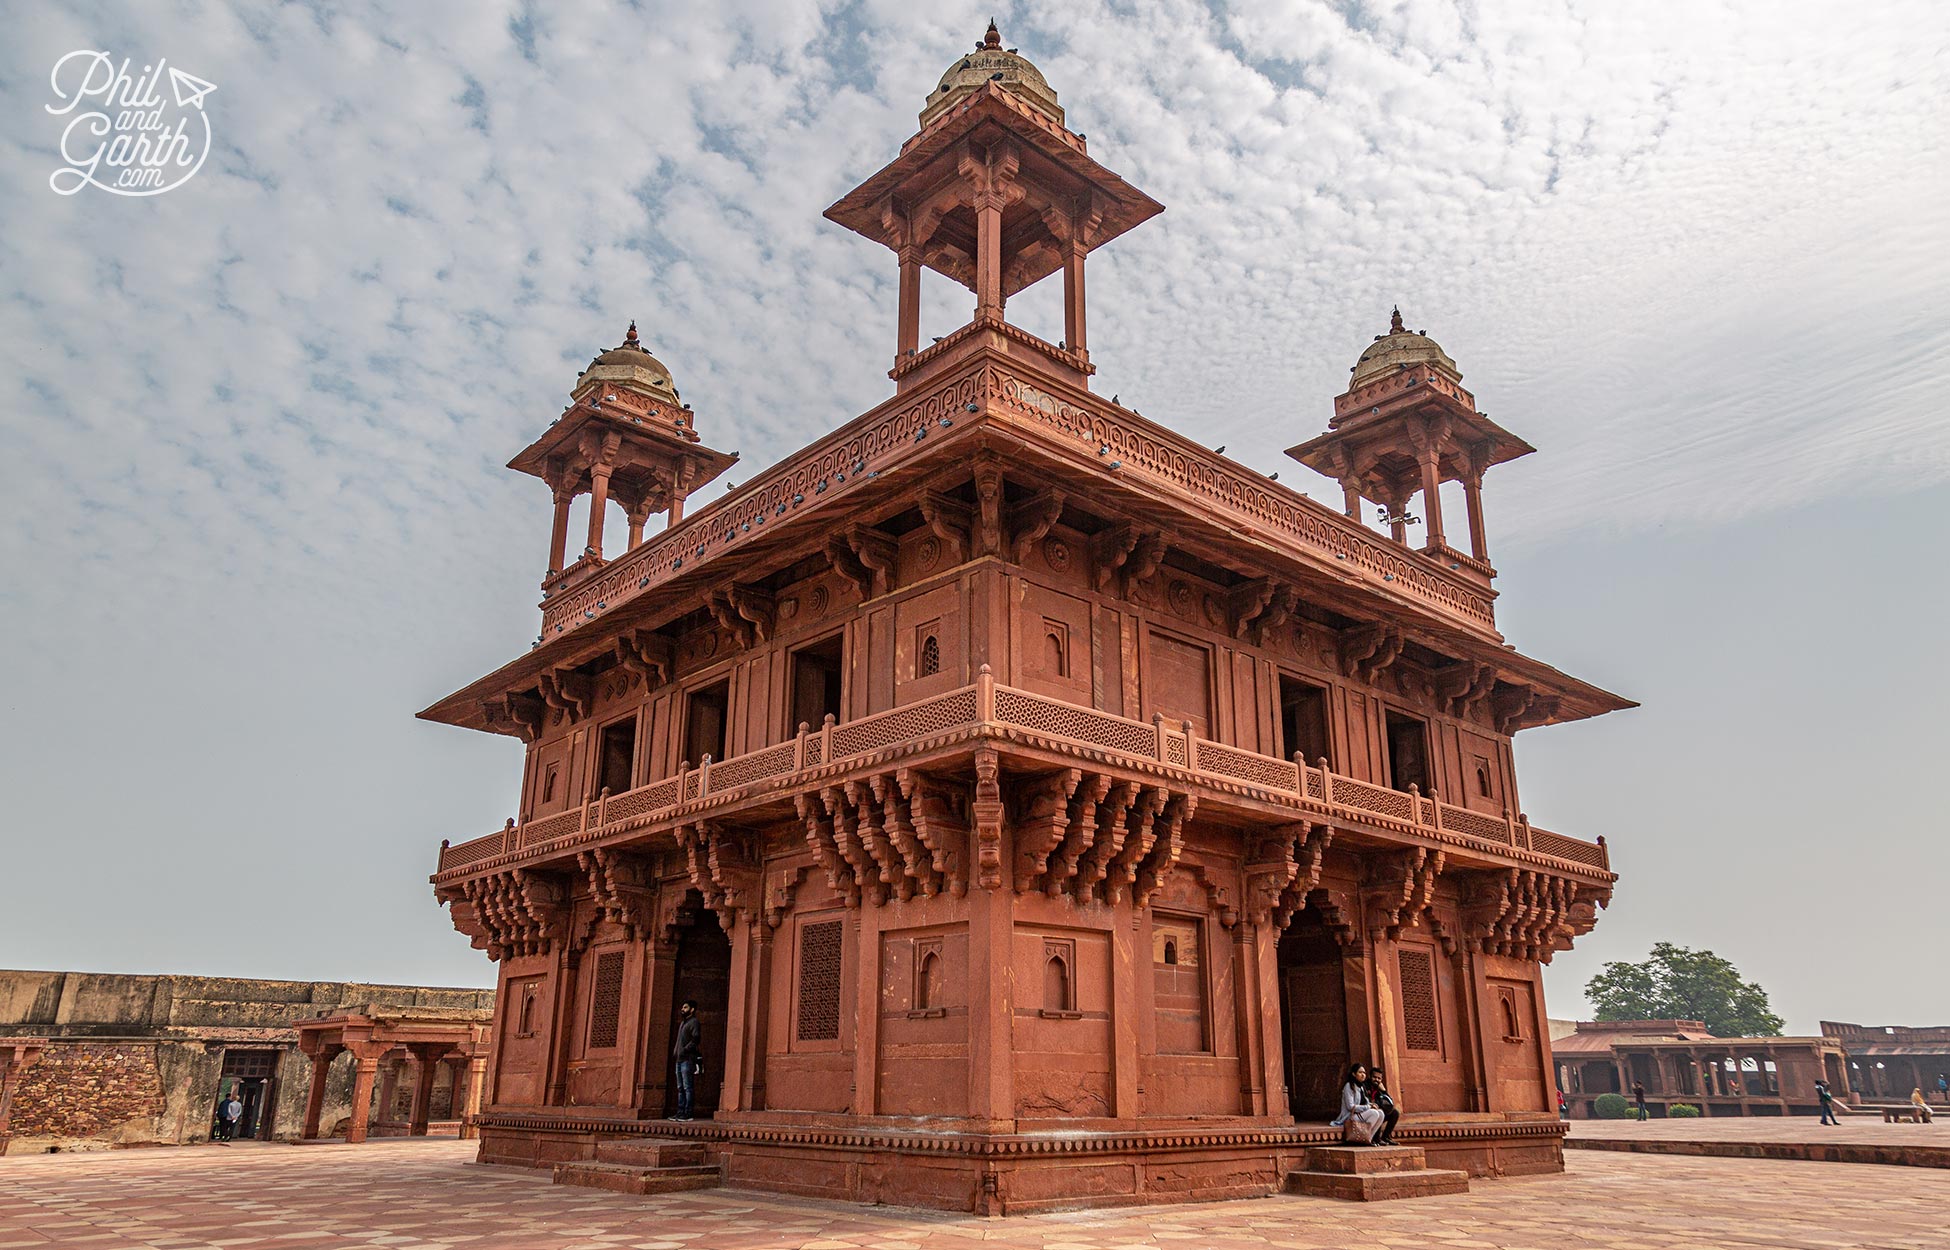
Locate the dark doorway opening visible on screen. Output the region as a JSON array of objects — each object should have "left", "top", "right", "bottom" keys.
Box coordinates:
[
  {"left": 219, "top": 1048, "right": 281, "bottom": 1140},
  {"left": 1279, "top": 676, "right": 1331, "bottom": 767},
  {"left": 1385, "top": 710, "right": 1431, "bottom": 793},
  {"left": 1276, "top": 910, "right": 1351, "bottom": 1120},
  {"left": 684, "top": 679, "right": 730, "bottom": 765},
  {"left": 665, "top": 904, "right": 732, "bottom": 1119},
  {"left": 789, "top": 634, "right": 845, "bottom": 732},
  {"left": 598, "top": 716, "right": 637, "bottom": 795}
]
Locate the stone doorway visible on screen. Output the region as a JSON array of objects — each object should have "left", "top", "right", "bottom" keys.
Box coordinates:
[
  {"left": 1277, "top": 912, "right": 1350, "bottom": 1121},
  {"left": 219, "top": 1048, "right": 281, "bottom": 1140},
  {"left": 664, "top": 907, "right": 731, "bottom": 1119}
]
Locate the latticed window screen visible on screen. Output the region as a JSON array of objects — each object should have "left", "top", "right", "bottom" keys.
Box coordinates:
[
  {"left": 1399, "top": 947, "right": 1441, "bottom": 1051},
  {"left": 919, "top": 632, "right": 941, "bottom": 676},
  {"left": 797, "top": 920, "right": 844, "bottom": 1041},
  {"left": 588, "top": 950, "right": 625, "bottom": 1049}
]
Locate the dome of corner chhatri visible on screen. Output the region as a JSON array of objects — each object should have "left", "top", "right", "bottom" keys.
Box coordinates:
[
  {"left": 1350, "top": 307, "right": 1460, "bottom": 389},
  {"left": 920, "top": 21, "right": 1063, "bottom": 128},
  {"left": 579, "top": 321, "right": 680, "bottom": 402}
]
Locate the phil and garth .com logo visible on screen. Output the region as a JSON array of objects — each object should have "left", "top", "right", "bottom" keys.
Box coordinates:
[{"left": 46, "top": 50, "right": 216, "bottom": 197}]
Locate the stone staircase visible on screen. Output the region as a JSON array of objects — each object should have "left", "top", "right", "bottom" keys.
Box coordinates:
[
  {"left": 1283, "top": 1144, "right": 1470, "bottom": 1201},
  {"left": 551, "top": 1138, "right": 721, "bottom": 1196}
]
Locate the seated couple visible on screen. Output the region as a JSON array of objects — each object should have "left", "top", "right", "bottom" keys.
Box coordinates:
[{"left": 1331, "top": 1062, "right": 1400, "bottom": 1145}]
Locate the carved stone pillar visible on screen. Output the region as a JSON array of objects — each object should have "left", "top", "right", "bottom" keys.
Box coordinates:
[
  {"left": 974, "top": 194, "right": 1005, "bottom": 318},
  {"left": 376, "top": 1058, "right": 401, "bottom": 1124},
  {"left": 585, "top": 464, "right": 612, "bottom": 558},
  {"left": 548, "top": 487, "right": 574, "bottom": 574},
  {"left": 300, "top": 1045, "right": 339, "bottom": 1139},
  {"left": 1418, "top": 451, "right": 1446, "bottom": 549},
  {"left": 1463, "top": 472, "right": 1488, "bottom": 562},
  {"left": 1062, "top": 239, "right": 1087, "bottom": 356},
  {"left": 896, "top": 246, "right": 922, "bottom": 358},
  {"left": 456, "top": 1056, "right": 487, "bottom": 1138},
  {"left": 345, "top": 1055, "right": 381, "bottom": 1144},
  {"left": 408, "top": 1048, "right": 438, "bottom": 1136}
]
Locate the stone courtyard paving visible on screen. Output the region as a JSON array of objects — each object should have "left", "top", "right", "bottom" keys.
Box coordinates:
[
  {"left": 2, "top": 1138, "right": 1946, "bottom": 1250},
  {"left": 1570, "top": 1114, "right": 1946, "bottom": 1148}
]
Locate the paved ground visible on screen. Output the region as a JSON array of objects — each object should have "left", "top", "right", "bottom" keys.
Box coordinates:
[
  {"left": 1570, "top": 1113, "right": 1944, "bottom": 1148},
  {"left": 3, "top": 1138, "right": 1947, "bottom": 1250}
]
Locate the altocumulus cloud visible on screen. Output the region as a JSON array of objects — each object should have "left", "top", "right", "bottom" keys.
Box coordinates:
[{"left": 0, "top": 0, "right": 1944, "bottom": 980}]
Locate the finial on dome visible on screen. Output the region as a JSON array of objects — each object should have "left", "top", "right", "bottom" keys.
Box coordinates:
[
  {"left": 1390, "top": 306, "right": 1404, "bottom": 335},
  {"left": 984, "top": 19, "right": 1001, "bottom": 49},
  {"left": 624, "top": 320, "right": 639, "bottom": 345}
]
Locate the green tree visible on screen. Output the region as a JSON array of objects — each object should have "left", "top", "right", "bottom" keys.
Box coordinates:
[{"left": 1585, "top": 943, "right": 1784, "bottom": 1037}]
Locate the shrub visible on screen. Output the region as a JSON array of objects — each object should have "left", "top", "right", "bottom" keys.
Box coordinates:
[
  {"left": 1594, "top": 1093, "right": 1634, "bottom": 1119},
  {"left": 1668, "top": 1103, "right": 1702, "bottom": 1118}
]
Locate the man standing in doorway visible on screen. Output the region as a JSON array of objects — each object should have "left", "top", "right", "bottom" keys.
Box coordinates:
[{"left": 671, "top": 1000, "right": 701, "bottom": 1122}]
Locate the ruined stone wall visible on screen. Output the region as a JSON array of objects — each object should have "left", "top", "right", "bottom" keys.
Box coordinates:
[
  {"left": 9, "top": 1043, "right": 164, "bottom": 1140},
  {"left": 0, "top": 970, "right": 492, "bottom": 1151}
]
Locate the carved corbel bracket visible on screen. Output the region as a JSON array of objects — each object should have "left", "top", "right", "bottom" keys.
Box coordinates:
[
  {"left": 482, "top": 692, "right": 546, "bottom": 742},
  {"left": 826, "top": 525, "right": 899, "bottom": 600},
  {"left": 1229, "top": 578, "right": 1301, "bottom": 644},
  {"left": 918, "top": 491, "right": 973, "bottom": 564},
  {"left": 538, "top": 668, "right": 593, "bottom": 723},
  {"left": 1006, "top": 487, "right": 1065, "bottom": 564},
  {"left": 796, "top": 792, "right": 861, "bottom": 908},
  {"left": 1493, "top": 685, "right": 1560, "bottom": 735},
  {"left": 1012, "top": 768, "right": 1082, "bottom": 893},
  {"left": 1307, "top": 887, "right": 1360, "bottom": 950},
  {"left": 1435, "top": 662, "right": 1499, "bottom": 720},
  {"left": 577, "top": 847, "right": 658, "bottom": 939},
  {"left": 900, "top": 767, "right": 969, "bottom": 899},
  {"left": 616, "top": 629, "right": 676, "bottom": 687},
  {"left": 706, "top": 583, "right": 776, "bottom": 651},
  {"left": 972, "top": 462, "right": 1005, "bottom": 556},
  {"left": 1367, "top": 847, "right": 1444, "bottom": 941},
  {"left": 764, "top": 863, "right": 813, "bottom": 929},
  {"left": 1339, "top": 622, "right": 1404, "bottom": 684},
  {"left": 972, "top": 748, "right": 1004, "bottom": 890},
  {"left": 676, "top": 821, "right": 758, "bottom": 929},
  {"left": 1091, "top": 523, "right": 1165, "bottom": 599}
]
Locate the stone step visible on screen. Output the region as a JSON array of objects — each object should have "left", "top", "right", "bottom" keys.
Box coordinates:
[
  {"left": 1287, "top": 1145, "right": 1469, "bottom": 1202},
  {"left": 592, "top": 1138, "right": 709, "bottom": 1168},
  {"left": 551, "top": 1161, "right": 721, "bottom": 1196},
  {"left": 1300, "top": 1144, "right": 1429, "bottom": 1175}
]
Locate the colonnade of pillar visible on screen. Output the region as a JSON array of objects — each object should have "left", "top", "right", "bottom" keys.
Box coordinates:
[{"left": 300, "top": 1044, "right": 488, "bottom": 1144}]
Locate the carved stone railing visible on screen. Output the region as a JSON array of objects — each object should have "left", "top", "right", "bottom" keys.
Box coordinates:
[
  {"left": 535, "top": 361, "right": 1499, "bottom": 644},
  {"left": 989, "top": 376, "right": 1498, "bottom": 632},
  {"left": 435, "top": 676, "right": 1607, "bottom": 883}
]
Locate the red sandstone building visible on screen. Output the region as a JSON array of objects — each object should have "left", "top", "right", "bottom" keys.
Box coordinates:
[{"left": 423, "top": 25, "right": 1630, "bottom": 1212}]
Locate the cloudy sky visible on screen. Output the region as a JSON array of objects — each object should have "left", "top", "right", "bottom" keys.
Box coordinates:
[{"left": 2, "top": 1, "right": 1945, "bottom": 1034}]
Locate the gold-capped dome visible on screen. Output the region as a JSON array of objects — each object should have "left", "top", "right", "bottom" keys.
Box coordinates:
[
  {"left": 919, "top": 20, "right": 1063, "bottom": 128},
  {"left": 576, "top": 320, "right": 681, "bottom": 403},
  {"left": 1350, "top": 306, "right": 1460, "bottom": 388}
]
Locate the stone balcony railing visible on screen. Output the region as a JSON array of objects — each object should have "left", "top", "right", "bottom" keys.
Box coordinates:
[
  {"left": 433, "top": 672, "right": 1608, "bottom": 885},
  {"left": 535, "top": 362, "right": 1499, "bottom": 644}
]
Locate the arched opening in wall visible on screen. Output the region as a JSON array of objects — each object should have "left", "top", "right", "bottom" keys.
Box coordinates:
[
  {"left": 1043, "top": 622, "right": 1068, "bottom": 678},
  {"left": 918, "top": 632, "right": 941, "bottom": 678},
  {"left": 1043, "top": 954, "right": 1072, "bottom": 1013},
  {"left": 1275, "top": 908, "right": 1351, "bottom": 1120},
  {"left": 1162, "top": 939, "right": 1177, "bottom": 966},
  {"left": 915, "top": 948, "right": 940, "bottom": 1010},
  {"left": 663, "top": 894, "right": 732, "bottom": 1119}
]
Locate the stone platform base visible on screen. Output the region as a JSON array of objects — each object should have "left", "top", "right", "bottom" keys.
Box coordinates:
[
  {"left": 478, "top": 1113, "right": 1560, "bottom": 1213},
  {"left": 549, "top": 1138, "right": 721, "bottom": 1195},
  {"left": 1283, "top": 1145, "right": 1470, "bottom": 1201},
  {"left": 1566, "top": 1137, "right": 1950, "bottom": 1170}
]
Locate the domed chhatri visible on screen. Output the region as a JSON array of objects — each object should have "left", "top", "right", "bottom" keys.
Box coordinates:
[
  {"left": 1350, "top": 306, "right": 1461, "bottom": 388},
  {"left": 919, "top": 19, "right": 1063, "bottom": 128},
  {"left": 576, "top": 320, "right": 681, "bottom": 404}
]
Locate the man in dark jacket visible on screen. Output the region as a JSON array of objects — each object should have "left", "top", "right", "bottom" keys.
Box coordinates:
[{"left": 671, "top": 1000, "right": 702, "bottom": 1121}]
